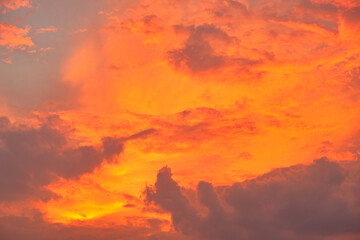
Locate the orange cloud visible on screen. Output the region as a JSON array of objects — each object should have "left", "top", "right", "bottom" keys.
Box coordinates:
[
  {"left": 2, "top": 0, "right": 360, "bottom": 239},
  {"left": 1, "top": 56, "right": 12, "bottom": 63},
  {"left": 0, "top": 23, "right": 33, "bottom": 50},
  {"left": 0, "top": 0, "right": 31, "bottom": 12},
  {"left": 36, "top": 26, "right": 58, "bottom": 34},
  {"left": 46, "top": 1, "right": 360, "bottom": 225}
]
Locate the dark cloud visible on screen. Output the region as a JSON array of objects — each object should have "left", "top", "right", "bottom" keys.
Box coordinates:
[
  {"left": 0, "top": 213, "right": 192, "bottom": 240},
  {"left": 0, "top": 213, "right": 155, "bottom": 240},
  {"left": 125, "top": 128, "right": 157, "bottom": 141},
  {"left": 349, "top": 66, "right": 360, "bottom": 88},
  {"left": 343, "top": 7, "right": 360, "bottom": 24},
  {"left": 145, "top": 158, "right": 360, "bottom": 240},
  {"left": 343, "top": 6, "right": 360, "bottom": 33},
  {"left": 210, "top": 0, "right": 250, "bottom": 18},
  {"left": 0, "top": 116, "right": 10, "bottom": 128},
  {"left": 145, "top": 166, "right": 200, "bottom": 235},
  {"left": 0, "top": 115, "right": 153, "bottom": 202},
  {"left": 167, "top": 24, "right": 228, "bottom": 72},
  {"left": 168, "top": 24, "right": 258, "bottom": 72},
  {"left": 252, "top": 0, "right": 339, "bottom": 32}
]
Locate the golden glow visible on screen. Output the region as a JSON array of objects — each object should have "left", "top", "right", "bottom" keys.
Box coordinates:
[{"left": 2, "top": 0, "right": 360, "bottom": 233}]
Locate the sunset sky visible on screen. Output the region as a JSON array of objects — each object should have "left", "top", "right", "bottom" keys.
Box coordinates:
[{"left": 0, "top": 0, "right": 360, "bottom": 239}]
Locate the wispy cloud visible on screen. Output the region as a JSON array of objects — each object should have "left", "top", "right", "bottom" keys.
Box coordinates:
[{"left": 36, "top": 26, "right": 58, "bottom": 34}]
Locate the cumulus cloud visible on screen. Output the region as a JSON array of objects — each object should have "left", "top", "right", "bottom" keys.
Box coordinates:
[
  {"left": 0, "top": 23, "right": 33, "bottom": 50},
  {"left": 145, "top": 158, "right": 360, "bottom": 240},
  {"left": 145, "top": 166, "right": 200, "bottom": 235}
]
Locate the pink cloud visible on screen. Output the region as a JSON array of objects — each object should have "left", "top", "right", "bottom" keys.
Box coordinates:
[
  {"left": 36, "top": 26, "right": 58, "bottom": 34},
  {"left": 0, "top": 23, "right": 33, "bottom": 50},
  {"left": 1, "top": 57, "right": 12, "bottom": 63},
  {"left": 0, "top": 0, "right": 31, "bottom": 12}
]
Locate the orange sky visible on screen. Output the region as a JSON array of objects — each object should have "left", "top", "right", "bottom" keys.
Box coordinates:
[{"left": 1, "top": 0, "right": 360, "bottom": 239}]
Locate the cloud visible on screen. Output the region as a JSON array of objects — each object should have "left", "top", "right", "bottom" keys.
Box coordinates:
[
  {"left": 0, "top": 115, "right": 125, "bottom": 202},
  {"left": 125, "top": 128, "right": 157, "bottom": 141},
  {"left": 145, "top": 166, "right": 200, "bottom": 235},
  {"left": 1, "top": 57, "right": 12, "bottom": 64},
  {"left": 0, "top": 0, "right": 31, "bottom": 12},
  {"left": 168, "top": 24, "right": 260, "bottom": 72},
  {"left": 137, "top": 106, "right": 262, "bottom": 153},
  {"left": 36, "top": 26, "right": 58, "bottom": 34},
  {"left": 342, "top": 6, "right": 360, "bottom": 33},
  {"left": 0, "top": 208, "right": 188, "bottom": 240},
  {"left": 329, "top": 0, "right": 360, "bottom": 8},
  {"left": 251, "top": 0, "right": 339, "bottom": 32},
  {"left": 167, "top": 24, "right": 235, "bottom": 72},
  {"left": 0, "top": 23, "right": 33, "bottom": 50},
  {"left": 0, "top": 213, "right": 154, "bottom": 240},
  {"left": 145, "top": 158, "right": 360, "bottom": 240}
]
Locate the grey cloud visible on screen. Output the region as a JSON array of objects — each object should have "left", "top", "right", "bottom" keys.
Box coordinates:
[
  {"left": 0, "top": 115, "right": 152, "bottom": 202},
  {"left": 343, "top": 7, "right": 360, "bottom": 26},
  {"left": 210, "top": 0, "right": 250, "bottom": 18},
  {"left": 349, "top": 66, "right": 360, "bottom": 88},
  {"left": 145, "top": 158, "right": 360, "bottom": 240},
  {"left": 125, "top": 128, "right": 157, "bottom": 141},
  {"left": 168, "top": 24, "right": 258, "bottom": 72},
  {"left": 145, "top": 167, "right": 200, "bottom": 235},
  {"left": 0, "top": 213, "right": 153, "bottom": 240},
  {"left": 0, "top": 116, "right": 10, "bottom": 128},
  {"left": 0, "top": 213, "right": 192, "bottom": 240},
  {"left": 251, "top": 0, "right": 339, "bottom": 32}
]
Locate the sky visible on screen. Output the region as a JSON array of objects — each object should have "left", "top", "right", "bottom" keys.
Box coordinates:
[{"left": 0, "top": 0, "right": 360, "bottom": 239}]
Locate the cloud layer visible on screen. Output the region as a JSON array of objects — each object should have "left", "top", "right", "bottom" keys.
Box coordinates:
[{"left": 1, "top": 0, "right": 360, "bottom": 239}]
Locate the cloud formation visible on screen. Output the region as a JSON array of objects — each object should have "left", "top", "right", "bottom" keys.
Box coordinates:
[
  {"left": 146, "top": 159, "right": 360, "bottom": 240},
  {"left": 36, "top": 26, "right": 58, "bottom": 34},
  {"left": 0, "top": 0, "right": 31, "bottom": 12},
  {"left": 167, "top": 24, "right": 250, "bottom": 72},
  {"left": 0, "top": 23, "right": 33, "bottom": 50},
  {"left": 1, "top": 0, "right": 360, "bottom": 239},
  {"left": 0, "top": 213, "right": 157, "bottom": 240},
  {"left": 0, "top": 115, "right": 124, "bottom": 201}
]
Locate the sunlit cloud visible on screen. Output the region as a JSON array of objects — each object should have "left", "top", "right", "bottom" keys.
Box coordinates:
[
  {"left": 1, "top": 56, "right": 12, "bottom": 63},
  {"left": 0, "top": 0, "right": 31, "bottom": 12},
  {"left": 0, "top": 23, "right": 33, "bottom": 50},
  {"left": 1, "top": 0, "right": 360, "bottom": 239},
  {"left": 36, "top": 26, "right": 58, "bottom": 34}
]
